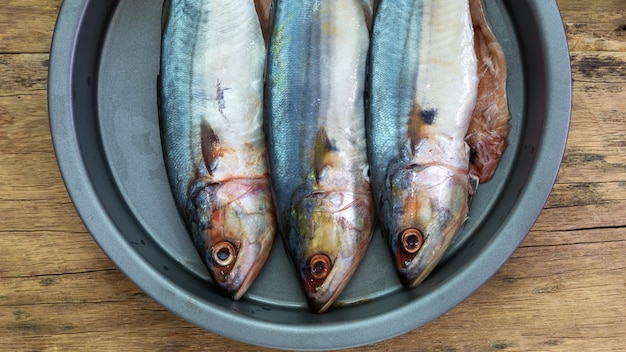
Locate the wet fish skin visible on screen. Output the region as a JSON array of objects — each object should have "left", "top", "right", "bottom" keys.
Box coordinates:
[
  {"left": 368, "top": 0, "right": 478, "bottom": 288},
  {"left": 266, "top": 0, "right": 375, "bottom": 312},
  {"left": 159, "top": 0, "right": 275, "bottom": 300}
]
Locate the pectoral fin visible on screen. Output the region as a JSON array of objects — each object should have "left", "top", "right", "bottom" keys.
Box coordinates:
[
  {"left": 314, "top": 127, "right": 337, "bottom": 184},
  {"left": 201, "top": 122, "right": 222, "bottom": 176}
]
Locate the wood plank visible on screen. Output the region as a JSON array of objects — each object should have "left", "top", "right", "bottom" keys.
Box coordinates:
[
  {"left": 0, "top": 301, "right": 234, "bottom": 352},
  {"left": 537, "top": 187, "right": 626, "bottom": 231},
  {"left": 0, "top": 184, "right": 84, "bottom": 232},
  {"left": 0, "top": 1, "right": 61, "bottom": 53},
  {"left": 0, "top": 94, "right": 53, "bottom": 153},
  {"left": 406, "top": 240, "right": 626, "bottom": 351},
  {"left": 558, "top": 146, "right": 626, "bottom": 184},
  {"left": 0, "top": 56, "right": 53, "bottom": 166},
  {"left": 0, "top": 54, "right": 49, "bottom": 95},
  {"left": 1, "top": 270, "right": 135, "bottom": 306},
  {"left": 557, "top": 0, "right": 626, "bottom": 52},
  {"left": 0, "top": 55, "right": 54, "bottom": 166},
  {"left": 523, "top": 227, "right": 626, "bottom": 248},
  {"left": 0, "top": 230, "right": 113, "bottom": 278},
  {"left": 546, "top": 181, "right": 626, "bottom": 209},
  {"left": 0, "top": 153, "right": 67, "bottom": 201},
  {"left": 571, "top": 51, "right": 626, "bottom": 83},
  {"left": 554, "top": 51, "right": 626, "bottom": 184}
]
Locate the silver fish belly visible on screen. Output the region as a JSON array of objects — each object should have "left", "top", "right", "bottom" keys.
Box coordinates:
[
  {"left": 368, "top": 0, "right": 478, "bottom": 288},
  {"left": 266, "top": 0, "right": 375, "bottom": 312},
  {"left": 159, "top": 0, "right": 275, "bottom": 300}
]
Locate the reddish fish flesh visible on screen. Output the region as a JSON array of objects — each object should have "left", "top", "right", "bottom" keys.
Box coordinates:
[{"left": 466, "top": 0, "right": 511, "bottom": 183}]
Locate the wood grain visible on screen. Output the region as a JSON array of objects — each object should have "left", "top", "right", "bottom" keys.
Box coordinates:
[
  {"left": 0, "top": 1, "right": 60, "bottom": 53},
  {"left": 1, "top": 0, "right": 625, "bottom": 351}
]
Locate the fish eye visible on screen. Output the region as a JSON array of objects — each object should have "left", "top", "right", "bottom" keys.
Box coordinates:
[
  {"left": 211, "top": 241, "right": 237, "bottom": 267},
  {"left": 308, "top": 253, "right": 331, "bottom": 280},
  {"left": 399, "top": 228, "right": 424, "bottom": 254}
]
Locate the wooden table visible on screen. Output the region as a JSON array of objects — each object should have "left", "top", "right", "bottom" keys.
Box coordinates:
[{"left": 2, "top": 1, "right": 624, "bottom": 351}]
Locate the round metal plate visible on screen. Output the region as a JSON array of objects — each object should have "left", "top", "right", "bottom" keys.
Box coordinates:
[{"left": 48, "top": 0, "right": 571, "bottom": 350}]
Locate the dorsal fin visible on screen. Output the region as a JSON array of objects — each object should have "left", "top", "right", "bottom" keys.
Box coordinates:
[
  {"left": 201, "top": 122, "right": 222, "bottom": 176},
  {"left": 161, "top": 0, "right": 171, "bottom": 34},
  {"left": 254, "top": 0, "right": 272, "bottom": 45},
  {"left": 314, "top": 127, "right": 336, "bottom": 183},
  {"left": 362, "top": 0, "right": 378, "bottom": 35}
]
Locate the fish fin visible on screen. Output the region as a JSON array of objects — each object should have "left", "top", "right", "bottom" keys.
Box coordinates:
[
  {"left": 468, "top": 173, "right": 479, "bottom": 208},
  {"left": 161, "top": 0, "right": 171, "bottom": 34},
  {"left": 201, "top": 122, "right": 222, "bottom": 176},
  {"left": 362, "top": 0, "right": 376, "bottom": 34},
  {"left": 407, "top": 101, "right": 438, "bottom": 154},
  {"left": 407, "top": 103, "right": 425, "bottom": 153},
  {"left": 469, "top": 173, "right": 479, "bottom": 196},
  {"left": 314, "top": 127, "right": 336, "bottom": 184},
  {"left": 254, "top": 0, "right": 272, "bottom": 45}
]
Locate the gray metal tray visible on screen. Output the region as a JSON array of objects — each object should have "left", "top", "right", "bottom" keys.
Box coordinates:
[{"left": 48, "top": 0, "right": 571, "bottom": 350}]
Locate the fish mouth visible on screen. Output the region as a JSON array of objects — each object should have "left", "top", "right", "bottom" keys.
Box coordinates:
[
  {"left": 207, "top": 239, "right": 272, "bottom": 300},
  {"left": 300, "top": 251, "right": 359, "bottom": 313},
  {"left": 187, "top": 178, "right": 276, "bottom": 300},
  {"left": 392, "top": 231, "right": 441, "bottom": 288},
  {"left": 290, "top": 190, "right": 374, "bottom": 313},
  {"left": 386, "top": 164, "right": 469, "bottom": 288}
]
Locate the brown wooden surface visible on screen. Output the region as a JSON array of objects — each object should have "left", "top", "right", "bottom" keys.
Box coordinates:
[{"left": 1, "top": 1, "right": 625, "bottom": 351}]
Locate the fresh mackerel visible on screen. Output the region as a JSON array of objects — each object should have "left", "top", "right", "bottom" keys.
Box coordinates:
[
  {"left": 368, "top": 0, "right": 479, "bottom": 288},
  {"left": 159, "top": 0, "right": 275, "bottom": 300},
  {"left": 265, "top": 0, "right": 375, "bottom": 312}
]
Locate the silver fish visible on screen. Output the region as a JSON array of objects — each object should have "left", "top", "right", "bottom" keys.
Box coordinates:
[
  {"left": 368, "top": 0, "right": 478, "bottom": 288},
  {"left": 265, "top": 0, "right": 375, "bottom": 312},
  {"left": 159, "top": 0, "right": 275, "bottom": 300}
]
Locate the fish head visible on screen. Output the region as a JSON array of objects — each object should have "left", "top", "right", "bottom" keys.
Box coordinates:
[
  {"left": 187, "top": 178, "right": 275, "bottom": 300},
  {"left": 384, "top": 164, "right": 469, "bottom": 288},
  {"left": 290, "top": 190, "right": 374, "bottom": 313}
]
